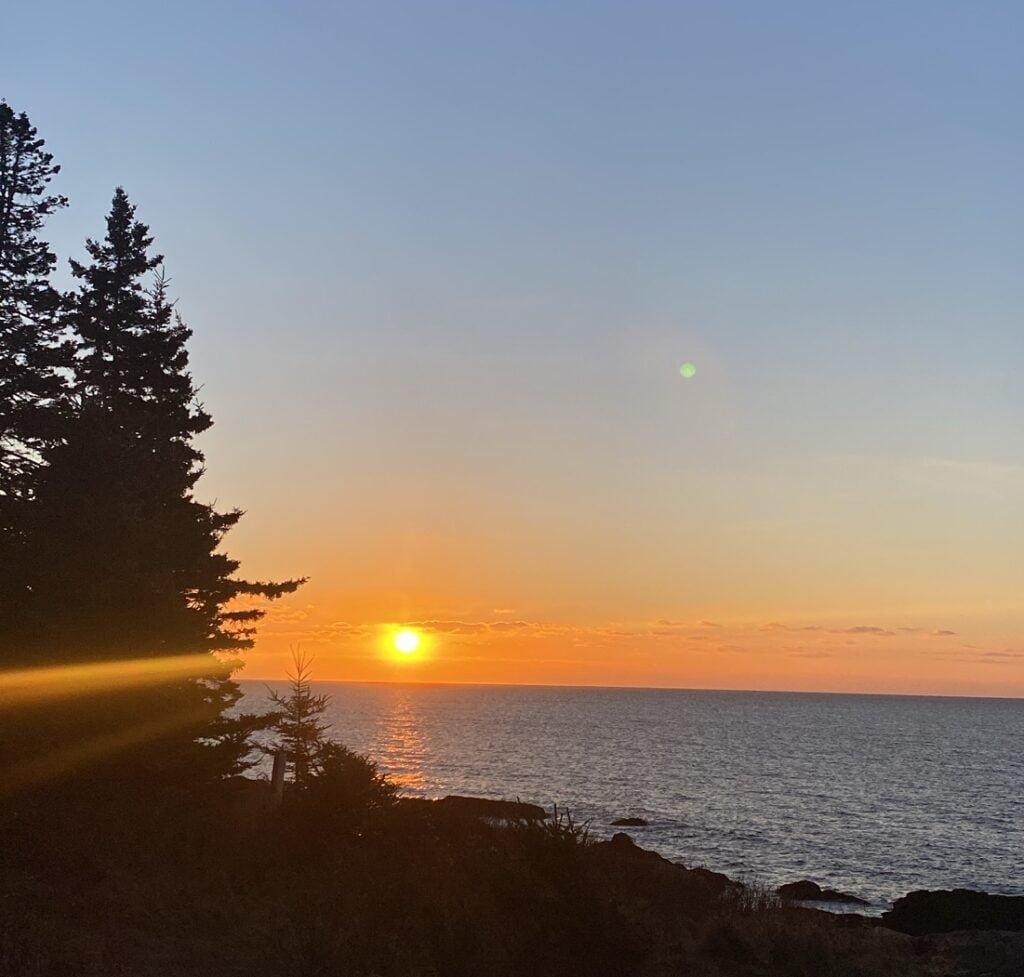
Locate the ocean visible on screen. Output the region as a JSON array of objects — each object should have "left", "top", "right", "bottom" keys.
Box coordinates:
[{"left": 239, "top": 682, "right": 1024, "bottom": 909}]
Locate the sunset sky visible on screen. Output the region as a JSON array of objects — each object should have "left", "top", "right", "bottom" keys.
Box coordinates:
[{"left": 8, "top": 2, "right": 1023, "bottom": 695}]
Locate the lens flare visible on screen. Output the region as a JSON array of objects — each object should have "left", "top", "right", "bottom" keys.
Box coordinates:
[
  {"left": 0, "top": 654, "right": 224, "bottom": 708},
  {"left": 679, "top": 362, "right": 696, "bottom": 379}
]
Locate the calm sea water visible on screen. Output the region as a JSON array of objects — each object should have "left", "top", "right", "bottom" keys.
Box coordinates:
[{"left": 240, "top": 682, "right": 1024, "bottom": 908}]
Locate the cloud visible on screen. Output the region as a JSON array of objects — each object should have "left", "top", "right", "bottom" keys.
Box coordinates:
[
  {"left": 327, "top": 621, "right": 372, "bottom": 635},
  {"left": 404, "top": 619, "right": 579, "bottom": 639},
  {"left": 760, "top": 622, "right": 823, "bottom": 633},
  {"left": 897, "top": 627, "right": 956, "bottom": 636},
  {"left": 257, "top": 617, "right": 372, "bottom": 641},
  {"left": 827, "top": 626, "right": 895, "bottom": 636},
  {"left": 897, "top": 457, "right": 1024, "bottom": 498},
  {"left": 763, "top": 621, "right": 956, "bottom": 638},
  {"left": 975, "top": 650, "right": 1024, "bottom": 664},
  {"left": 437, "top": 654, "right": 595, "bottom": 666},
  {"left": 408, "top": 620, "right": 490, "bottom": 635},
  {"left": 488, "top": 620, "right": 539, "bottom": 633},
  {"left": 930, "top": 648, "right": 1024, "bottom": 666}
]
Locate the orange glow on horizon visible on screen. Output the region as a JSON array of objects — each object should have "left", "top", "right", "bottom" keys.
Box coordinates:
[{"left": 237, "top": 589, "right": 1024, "bottom": 699}]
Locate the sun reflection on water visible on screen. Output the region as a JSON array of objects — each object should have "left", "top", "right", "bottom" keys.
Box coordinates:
[{"left": 377, "top": 690, "right": 430, "bottom": 792}]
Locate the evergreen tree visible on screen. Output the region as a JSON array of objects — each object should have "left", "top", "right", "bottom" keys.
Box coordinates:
[
  {"left": 267, "top": 648, "right": 333, "bottom": 787},
  {"left": 0, "top": 102, "right": 70, "bottom": 632},
  {"left": 0, "top": 101, "right": 69, "bottom": 504},
  {"left": 267, "top": 649, "right": 397, "bottom": 823},
  {"left": 5, "top": 189, "right": 304, "bottom": 786}
]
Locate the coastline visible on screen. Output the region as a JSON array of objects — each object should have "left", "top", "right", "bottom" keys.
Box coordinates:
[
  {"left": 412, "top": 791, "right": 1024, "bottom": 931},
  {"left": 240, "top": 681, "right": 1024, "bottom": 909}
]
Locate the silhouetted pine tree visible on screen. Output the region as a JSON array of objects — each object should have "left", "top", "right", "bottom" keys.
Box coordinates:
[
  {"left": 0, "top": 102, "right": 70, "bottom": 626},
  {"left": 6, "top": 189, "right": 304, "bottom": 786},
  {"left": 268, "top": 648, "right": 333, "bottom": 787},
  {"left": 0, "top": 101, "right": 69, "bottom": 500}
]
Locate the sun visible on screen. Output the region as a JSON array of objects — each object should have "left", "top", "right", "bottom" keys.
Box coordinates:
[{"left": 393, "top": 629, "right": 421, "bottom": 655}]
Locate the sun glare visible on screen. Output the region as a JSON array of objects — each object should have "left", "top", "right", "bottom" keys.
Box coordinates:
[{"left": 394, "top": 629, "right": 421, "bottom": 655}]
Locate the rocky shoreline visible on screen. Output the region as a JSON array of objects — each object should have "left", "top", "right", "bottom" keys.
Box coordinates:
[
  {"left": 437, "top": 795, "right": 1024, "bottom": 976},
  {"left": 600, "top": 828, "right": 1024, "bottom": 976}
]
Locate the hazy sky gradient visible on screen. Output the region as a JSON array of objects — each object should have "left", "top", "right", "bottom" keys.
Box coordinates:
[{"left": 8, "top": 1, "right": 1024, "bottom": 693}]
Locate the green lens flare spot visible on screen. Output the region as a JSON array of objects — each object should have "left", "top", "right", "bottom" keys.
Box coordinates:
[{"left": 679, "top": 362, "right": 696, "bottom": 379}]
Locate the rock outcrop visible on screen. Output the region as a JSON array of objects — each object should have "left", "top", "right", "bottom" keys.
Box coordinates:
[
  {"left": 882, "top": 889, "right": 1024, "bottom": 935},
  {"left": 432, "top": 795, "right": 548, "bottom": 821},
  {"left": 777, "top": 880, "right": 870, "bottom": 905},
  {"left": 588, "top": 832, "right": 739, "bottom": 911}
]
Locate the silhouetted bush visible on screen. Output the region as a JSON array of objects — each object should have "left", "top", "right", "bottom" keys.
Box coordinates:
[{"left": 283, "top": 741, "right": 398, "bottom": 838}]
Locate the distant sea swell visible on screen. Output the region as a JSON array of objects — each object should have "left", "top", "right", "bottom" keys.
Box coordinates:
[{"left": 240, "top": 682, "right": 1024, "bottom": 908}]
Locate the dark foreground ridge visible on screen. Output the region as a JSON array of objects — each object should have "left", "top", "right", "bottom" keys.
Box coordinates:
[{"left": 5, "top": 776, "right": 1022, "bottom": 977}]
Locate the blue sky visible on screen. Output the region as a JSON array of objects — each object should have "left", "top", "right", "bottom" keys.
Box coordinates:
[{"left": 6, "top": 1, "right": 1024, "bottom": 690}]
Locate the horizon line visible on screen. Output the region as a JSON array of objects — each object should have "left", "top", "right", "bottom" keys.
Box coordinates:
[{"left": 236, "top": 676, "right": 1024, "bottom": 702}]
